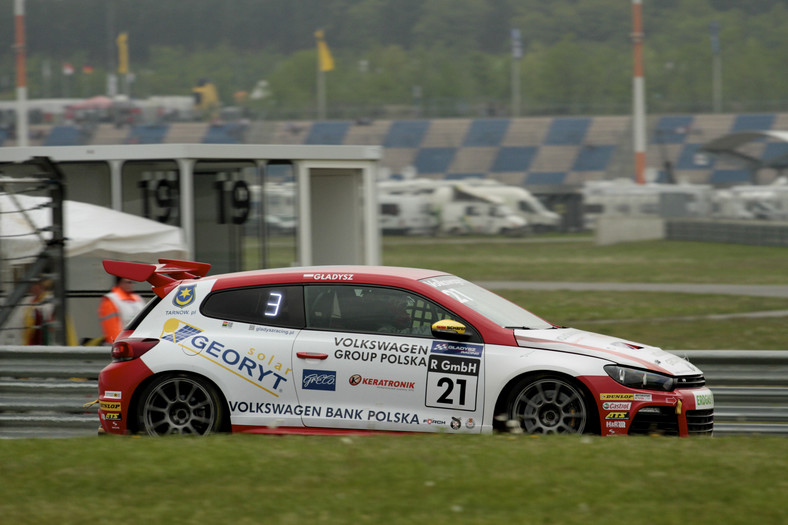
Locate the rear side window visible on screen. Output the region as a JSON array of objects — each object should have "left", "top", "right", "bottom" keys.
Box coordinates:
[
  {"left": 202, "top": 285, "right": 304, "bottom": 328},
  {"left": 381, "top": 203, "right": 400, "bottom": 215}
]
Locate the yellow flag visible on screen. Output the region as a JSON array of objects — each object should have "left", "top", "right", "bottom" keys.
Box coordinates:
[
  {"left": 117, "top": 32, "right": 129, "bottom": 74},
  {"left": 314, "top": 30, "right": 334, "bottom": 72}
]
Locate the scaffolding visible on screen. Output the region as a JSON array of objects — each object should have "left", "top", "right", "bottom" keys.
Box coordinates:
[{"left": 0, "top": 157, "right": 68, "bottom": 345}]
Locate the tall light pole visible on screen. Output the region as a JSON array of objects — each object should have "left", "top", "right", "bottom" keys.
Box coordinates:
[
  {"left": 14, "top": 0, "right": 29, "bottom": 147},
  {"left": 631, "top": 0, "right": 646, "bottom": 184},
  {"left": 710, "top": 21, "right": 722, "bottom": 113},
  {"left": 511, "top": 28, "right": 522, "bottom": 117}
]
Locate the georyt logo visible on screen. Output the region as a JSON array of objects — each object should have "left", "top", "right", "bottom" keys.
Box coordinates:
[{"left": 173, "top": 285, "right": 197, "bottom": 308}]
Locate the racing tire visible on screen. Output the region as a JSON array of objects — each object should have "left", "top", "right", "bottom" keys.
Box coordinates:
[
  {"left": 504, "top": 375, "right": 594, "bottom": 434},
  {"left": 137, "top": 374, "right": 226, "bottom": 436}
]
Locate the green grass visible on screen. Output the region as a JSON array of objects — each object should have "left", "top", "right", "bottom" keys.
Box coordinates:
[
  {"left": 2, "top": 434, "right": 787, "bottom": 524},
  {"left": 382, "top": 237, "right": 788, "bottom": 284}
]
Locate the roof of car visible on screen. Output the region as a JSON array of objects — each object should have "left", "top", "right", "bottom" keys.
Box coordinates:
[{"left": 209, "top": 265, "right": 452, "bottom": 291}]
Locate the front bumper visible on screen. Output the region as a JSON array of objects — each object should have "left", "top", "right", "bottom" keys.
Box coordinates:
[{"left": 582, "top": 376, "right": 714, "bottom": 437}]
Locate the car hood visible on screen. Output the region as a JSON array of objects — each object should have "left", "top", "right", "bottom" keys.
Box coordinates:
[{"left": 513, "top": 327, "right": 701, "bottom": 376}]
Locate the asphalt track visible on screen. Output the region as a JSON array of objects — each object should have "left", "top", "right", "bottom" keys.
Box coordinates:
[{"left": 476, "top": 281, "right": 788, "bottom": 298}]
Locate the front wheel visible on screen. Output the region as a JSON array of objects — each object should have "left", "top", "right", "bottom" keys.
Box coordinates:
[
  {"left": 137, "top": 374, "right": 226, "bottom": 436},
  {"left": 505, "top": 376, "right": 593, "bottom": 434}
]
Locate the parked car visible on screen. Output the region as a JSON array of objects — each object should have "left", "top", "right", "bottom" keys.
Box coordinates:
[{"left": 97, "top": 259, "right": 714, "bottom": 437}]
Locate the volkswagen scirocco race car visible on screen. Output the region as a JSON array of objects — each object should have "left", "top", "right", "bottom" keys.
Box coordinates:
[{"left": 97, "top": 259, "right": 714, "bottom": 437}]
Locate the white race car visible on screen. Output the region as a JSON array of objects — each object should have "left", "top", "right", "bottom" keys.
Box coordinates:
[{"left": 97, "top": 259, "right": 714, "bottom": 437}]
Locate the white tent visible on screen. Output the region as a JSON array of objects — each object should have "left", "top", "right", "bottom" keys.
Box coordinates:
[
  {"left": 0, "top": 193, "right": 188, "bottom": 264},
  {"left": 0, "top": 193, "right": 189, "bottom": 345}
]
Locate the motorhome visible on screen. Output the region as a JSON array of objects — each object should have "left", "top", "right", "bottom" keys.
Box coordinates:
[
  {"left": 379, "top": 178, "right": 527, "bottom": 235},
  {"left": 456, "top": 179, "right": 561, "bottom": 231}
]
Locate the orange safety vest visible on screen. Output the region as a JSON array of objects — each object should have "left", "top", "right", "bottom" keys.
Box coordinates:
[{"left": 98, "top": 286, "right": 145, "bottom": 343}]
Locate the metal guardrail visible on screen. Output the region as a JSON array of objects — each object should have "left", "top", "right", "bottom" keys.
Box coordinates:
[{"left": 0, "top": 346, "right": 786, "bottom": 438}]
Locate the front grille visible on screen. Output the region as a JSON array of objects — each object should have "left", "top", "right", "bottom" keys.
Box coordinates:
[
  {"left": 675, "top": 374, "right": 705, "bottom": 389},
  {"left": 628, "top": 407, "right": 679, "bottom": 436},
  {"left": 686, "top": 409, "right": 714, "bottom": 436}
]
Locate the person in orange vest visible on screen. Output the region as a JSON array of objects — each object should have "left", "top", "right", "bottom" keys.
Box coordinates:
[{"left": 98, "top": 276, "right": 146, "bottom": 344}]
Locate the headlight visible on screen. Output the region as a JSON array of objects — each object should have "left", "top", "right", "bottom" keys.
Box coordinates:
[{"left": 604, "top": 364, "right": 677, "bottom": 391}]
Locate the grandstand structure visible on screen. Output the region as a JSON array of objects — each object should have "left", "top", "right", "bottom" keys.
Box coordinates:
[{"left": 3, "top": 113, "right": 788, "bottom": 188}]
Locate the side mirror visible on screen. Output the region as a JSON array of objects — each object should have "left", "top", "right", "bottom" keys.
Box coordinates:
[{"left": 431, "top": 319, "right": 471, "bottom": 342}]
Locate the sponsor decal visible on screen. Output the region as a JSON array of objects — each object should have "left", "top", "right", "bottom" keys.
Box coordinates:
[
  {"left": 428, "top": 355, "right": 479, "bottom": 376},
  {"left": 600, "top": 393, "right": 634, "bottom": 401},
  {"left": 466, "top": 418, "right": 475, "bottom": 429},
  {"left": 421, "top": 277, "right": 465, "bottom": 289},
  {"left": 606, "top": 420, "right": 626, "bottom": 428},
  {"left": 103, "top": 391, "right": 122, "bottom": 400},
  {"left": 172, "top": 284, "right": 197, "bottom": 308},
  {"left": 332, "top": 337, "right": 429, "bottom": 367},
  {"left": 367, "top": 410, "right": 419, "bottom": 424},
  {"left": 303, "top": 273, "right": 354, "bottom": 281},
  {"left": 229, "top": 401, "right": 322, "bottom": 417},
  {"left": 451, "top": 417, "right": 461, "bottom": 430},
  {"left": 222, "top": 321, "right": 233, "bottom": 328},
  {"left": 302, "top": 369, "right": 336, "bottom": 391},
  {"left": 423, "top": 418, "right": 447, "bottom": 425},
  {"left": 634, "top": 393, "right": 652, "bottom": 401},
  {"left": 252, "top": 325, "right": 296, "bottom": 335},
  {"left": 104, "top": 412, "right": 122, "bottom": 421},
  {"left": 161, "top": 318, "right": 203, "bottom": 344},
  {"left": 164, "top": 323, "right": 289, "bottom": 396},
  {"left": 328, "top": 408, "right": 364, "bottom": 419},
  {"left": 284, "top": 406, "right": 418, "bottom": 425},
  {"left": 693, "top": 389, "right": 714, "bottom": 409},
  {"left": 100, "top": 401, "right": 121, "bottom": 412},
  {"left": 348, "top": 374, "right": 415, "bottom": 391},
  {"left": 605, "top": 412, "right": 630, "bottom": 420},
  {"left": 165, "top": 309, "right": 198, "bottom": 316},
  {"left": 602, "top": 402, "right": 631, "bottom": 410},
  {"left": 431, "top": 341, "right": 483, "bottom": 358}
]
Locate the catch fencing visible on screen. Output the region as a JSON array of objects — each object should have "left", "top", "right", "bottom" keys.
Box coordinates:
[{"left": 0, "top": 346, "right": 786, "bottom": 438}]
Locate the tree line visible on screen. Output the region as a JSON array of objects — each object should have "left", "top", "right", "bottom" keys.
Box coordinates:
[{"left": 1, "top": 0, "right": 787, "bottom": 119}]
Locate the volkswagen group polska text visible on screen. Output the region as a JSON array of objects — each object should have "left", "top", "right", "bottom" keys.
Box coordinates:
[{"left": 97, "top": 259, "right": 713, "bottom": 437}]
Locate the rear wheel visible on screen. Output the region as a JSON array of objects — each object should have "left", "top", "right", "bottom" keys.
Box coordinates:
[
  {"left": 137, "top": 375, "right": 225, "bottom": 436},
  {"left": 506, "top": 376, "right": 591, "bottom": 434}
]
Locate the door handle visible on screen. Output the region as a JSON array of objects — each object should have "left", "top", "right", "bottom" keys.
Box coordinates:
[{"left": 297, "top": 352, "right": 329, "bottom": 360}]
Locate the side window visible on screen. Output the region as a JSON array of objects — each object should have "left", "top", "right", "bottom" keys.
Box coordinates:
[
  {"left": 304, "top": 285, "right": 479, "bottom": 340},
  {"left": 201, "top": 285, "right": 304, "bottom": 328}
]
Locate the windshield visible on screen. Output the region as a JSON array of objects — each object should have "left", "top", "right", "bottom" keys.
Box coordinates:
[{"left": 420, "top": 275, "right": 554, "bottom": 330}]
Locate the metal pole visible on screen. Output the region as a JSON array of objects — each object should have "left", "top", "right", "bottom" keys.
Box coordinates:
[
  {"left": 710, "top": 21, "right": 722, "bottom": 113},
  {"left": 317, "top": 68, "right": 326, "bottom": 120},
  {"left": 34, "top": 158, "right": 68, "bottom": 345},
  {"left": 511, "top": 29, "right": 522, "bottom": 117},
  {"left": 631, "top": 0, "right": 647, "bottom": 185},
  {"left": 14, "top": 0, "right": 29, "bottom": 147}
]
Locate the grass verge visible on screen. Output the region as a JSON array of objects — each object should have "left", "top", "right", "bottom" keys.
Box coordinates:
[{"left": 2, "top": 433, "right": 787, "bottom": 524}]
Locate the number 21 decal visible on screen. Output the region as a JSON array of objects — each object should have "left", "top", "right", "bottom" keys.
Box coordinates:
[{"left": 425, "top": 355, "right": 479, "bottom": 411}]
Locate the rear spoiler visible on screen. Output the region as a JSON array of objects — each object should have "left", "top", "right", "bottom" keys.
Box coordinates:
[{"left": 103, "top": 259, "right": 212, "bottom": 298}]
